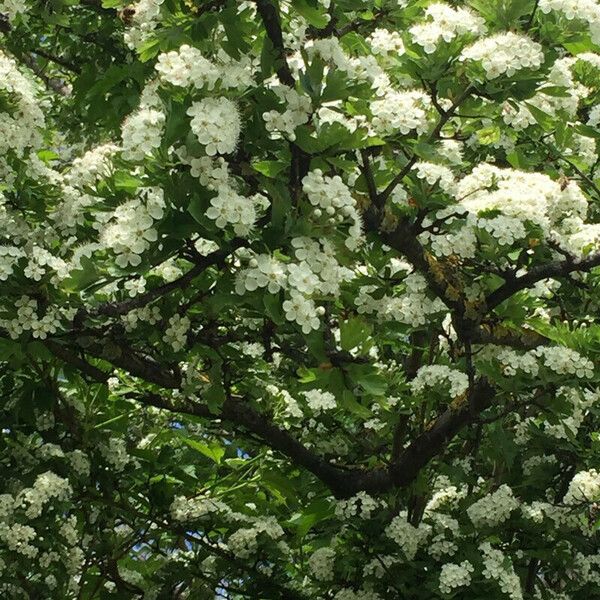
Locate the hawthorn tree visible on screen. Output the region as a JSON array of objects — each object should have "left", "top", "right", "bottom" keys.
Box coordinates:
[{"left": 1, "top": 0, "right": 600, "bottom": 597}]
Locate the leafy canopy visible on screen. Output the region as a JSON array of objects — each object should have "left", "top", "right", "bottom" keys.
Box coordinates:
[{"left": 1, "top": 0, "right": 600, "bottom": 598}]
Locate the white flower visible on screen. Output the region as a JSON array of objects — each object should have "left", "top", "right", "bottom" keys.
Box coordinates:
[
  {"left": 303, "top": 389, "right": 337, "bottom": 412},
  {"left": 564, "top": 469, "right": 600, "bottom": 505},
  {"left": 411, "top": 365, "right": 469, "bottom": 398},
  {"left": 163, "top": 314, "right": 191, "bottom": 352},
  {"left": 439, "top": 561, "right": 474, "bottom": 595},
  {"left": 187, "top": 97, "right": 241, "bottom": 155},
  {"left": 206, "top": 186, "right": 260, "bottom": 235},
  {"left": 480, "top": 542, "right": 523, "bottom": 600},
  {"left": 370, "top": 89, "right": 431, "bottom": 136},
  {"left": 460, "top": 33, "right": 544, "bottom": 79},
  {"left": 410, "top": 3, "right": 485, "bottom": 54},
  {"left": 263, "top": 86, "right": 311, "bottom": 141},
  {"left": 282, "top": 291, "right": 321, "bottom": 333},
  {"left": 308, "top": 547, "right": 336, "bottom": 581},
  {"left": 467, "top": 484, "right": 519, "bottom": 528},
  {"left": 386, "top": 512, "right": 429, "bottom": 560},
  {"left": 121, "top": 108, "right": 165, "bottom": 161}
]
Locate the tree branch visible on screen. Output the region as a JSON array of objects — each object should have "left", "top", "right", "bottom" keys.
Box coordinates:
[
  {"left": 254, "top": 0, "right": 294, "bottom": 87},
  {"left": 84, "top": 240, "right": 244, "bottom": 320},
  {"left": 33, "top": 48, "right": 81, "bottom": 74},
  {"left": 46, "top": 325, "right": 497, "bottom": 499},
  {"left": 486, "top": 251, "right": 600, "bottom": 310},
  {"left": 360, "top": 149, "right": 380, "bottom": 206}
]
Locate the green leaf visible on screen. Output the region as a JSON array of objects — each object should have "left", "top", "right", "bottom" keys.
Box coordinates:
[
  {"left": 113, "top": 171, "right": 143, "bottom": 192},
  {"left": 287, "top": 497, "right": 333, "bottom": 537},
  {"left": 138, "top": 38, "right": 162, "bottom": 62},
  {"left": 347, "top": 364, "right": 387, "bottom": 396},
  {"left": 576, "top": 124, "right": 600, "bottom": 139},
  {"left": 261, "top": 470, "right": 298, "bottom": 504},
  {"left": 181, "top": 437, "right": 225, "bottom": 464},
  {"left": 263, "top": 293, "right": 284, "bottom": 325},
  {"left": 524, "top": 102, "right": 554, "bottom": 131},
  {"left": 297, "top": 366, "right": 317, "bottom": 383},
  {"left": 340, "top": 316, "right": 372, "bottom": 351},
  {"left": 63, "top": 256, "right": 100, "bottom": 292},
  {"left": 339, "top": 389, "right": 372, "bottom": 419},
  {"left": 205, "top": 383, "right": 226, "bottom": 414},
  {"left": 476, "top": 125, "right": 501, "bottom": 146},
  {"left": 292, "top": 0, "right": 330, "bottom": 28},
  {"left": 187, "top": 188, "right": 215, "bottom": 225},
  {"left": 538, "top": 86, "right": 570, "bottom": 97},
  {"left": 0, "top": 338, "right": 21, "bottom": 361},
  {"left": 252, "top": 160, "right": 287, "bottom": 178}
]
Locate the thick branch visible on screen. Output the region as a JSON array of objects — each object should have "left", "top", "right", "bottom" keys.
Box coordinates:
[
  {"left": 44, "top": 340, "right": 110, "bottom": 382},
  {"left": 379, "top": 221, "right": 466, "bottom": 318},
  {"left": 486, "top": 251, "right": 600, "bottom": 310},
  {"left": 254, "top": 0, "right": 294, "bottom": 87},
  {"left": 471, "top": 324, "right": 549, "bottom": 349},
  {"left": 44, "top": 343, "right": 357, "bottom": 496},
  {"left": 46, "top": 332, "right": 497, "bottom": 498}
]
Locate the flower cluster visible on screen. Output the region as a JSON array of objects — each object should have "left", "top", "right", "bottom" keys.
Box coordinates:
[
  {"left": 0, "top": 50, "right": 44, "bottom": 183},
  {"left": 410, "top": 3, "right": 485, "bottom": 54},
  {"left": 170, "top": 495, "right": 230, "bottom": 522},
  {"left": 477, "top": 215, "right": 527, "bottom": 246},
  {"left": 480, "top": 542, "right": 524, "bottom": 600},
  {"left": 163, "top": 314, "right": 191, "bottom": 352},
  {"left": 460, "top": 33, "right": 544, "bottom": 79},
  {"left": 302, "top": 170, "right": 362, "bottom": 248},
  {"left": 206, "top": 187, "right": 267, "bottom": 235},
  {"left": 413, "top": 161, "right": 457, "bottom": 194},
  {"left": 262, "top": 85, "right": 312, "bottom": 141},
  {"left": 370, "top": 89, "right": 431, "bottom": 136},
  {"left": 308, "top": 547, "right": 336, "bottom": 581},
  {"left": 235, "top": 254, "right": 287, "bottom": 294},
  {"left": 303, "top": 389, "right": 337, "bottom": 413},
  {"left": 539, "top": 0, "right": 600, "bottom": 45},
  {"left": 411, "top": 365, "right": 469, "bottom": 398},
  {"left": 99, "top": 438, "right": 130, "bottom": 472},
  {"left": 367, "top": 28, "right": 405, "bottom": 57},
  {"left": 355, "top": 273, "right": 448, "bottom": 327},
  {"left": 564, "top": 469, "right": 600, "bottom": 505},
  {"left": 534, "top": 346, "right": 594, "bottom": 379},
  {"left": 156, "top": 44, "right": 253, "bottom": 90},
  {"left": 0, "top": 0, "right": 28, "bottom": 23},
  {"left": 15, "top": 472, "right": 72, "bottom": 519},
  {"left": 2, "top": 296, "right": 62, "bottom": 340},
  {"left": 64, "top": 143, "right": 117, "bottom": 189},
  {"left": 439, "top": 561, "right": 474, "bottom": 595},
  {"left": 456, "top": 165, "right": 589, "bottom": 245},
  {"left": 335, "top": 492, "right": 382, "bottom": 520},
  {"left": 121, "top": 107, "right": 165, "bottom": 161},
  {"left": 282, "top": 291, "right": 322, "bottom": 333},
  {"left": 100, "top": 187, "right": 165, "bottom": 267},
  {"left": 226, "top": 517, "right": 284, "bottom": 559},
  {"left": 467, "top": 484, "right": 519, "bottom": 528},
  {"left": 187, "top": 97, "right": 241, "bottom": 155},
  {"left": 386, "top": 512, "right": 429, "bottom": 560},
  {"left": 188, "top": 155, "right": 230, "bottom": 190}
]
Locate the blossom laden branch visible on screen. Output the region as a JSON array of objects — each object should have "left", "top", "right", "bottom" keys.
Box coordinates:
[{"left": 84, "top": 239, "right": 245, "bottom": 320}]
